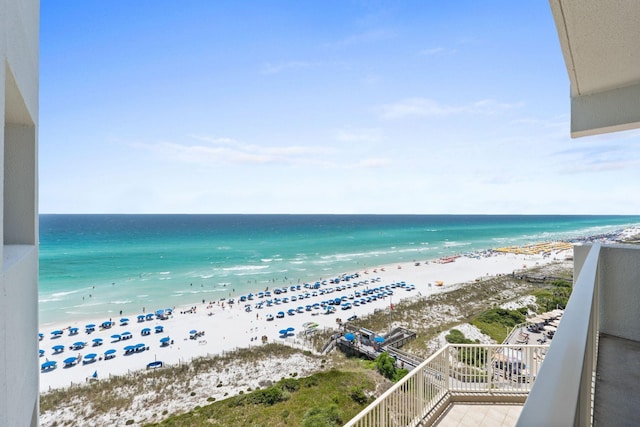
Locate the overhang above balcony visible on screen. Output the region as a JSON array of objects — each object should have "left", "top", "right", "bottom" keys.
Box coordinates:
[{"left": 550, "top": 0, "right": 640, "bottom": 137}]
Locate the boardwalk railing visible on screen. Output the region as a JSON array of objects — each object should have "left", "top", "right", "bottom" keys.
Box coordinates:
[{"left": 344, "top": 343, "right": 548, "bottom": 427}]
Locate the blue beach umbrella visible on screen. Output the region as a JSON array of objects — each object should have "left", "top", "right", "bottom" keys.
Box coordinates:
[
  {"left": 154, "top": 325, "right": 164, "bottom": 333},
  {"left": 287, "top": 327, "right": 295, "bottom": 333},
  {"left": 345, "top": 333, "right": 355, "bottom": 341},
  {"left": 123, "top": 345, "right": 135, "bottom": 353},
  {"left": 156, "top": 309, "right": 164, "bottom": 316},
  {"left": 92, "top": 338, "right": 103, "bottom": 346},
  {"left": 38, "top": 333, "right": 44, "bottom": 340},
  {"left": 121, "top": 331, "right": 132, "bottom": 339},
  {"left": 72, "top": 341, "right": 86, "bottom": 349},
  {"left": 69, "top": 327, "right": 79, "bottom": 335},
  {"left": 137, "top": 315, "right": 145, "bottom": 321},
  {"left": 189, "top": 329, "right": 197, "bottom": 335},
  {"left": 160, "top": 336, "right": 170, "bottom": 343},
  {"left": 279, "top": 329, "right": 288, "bottom": 336},
  {"left": 104, "top": 349, "right": 116, "bottom": 359},
  {"left": 52, "top": 344, "right": 65, "bottom": 353},
  {"left": 41, "top": 360, "right": 57, "bottom": 371},
  {"left": 110, "top": 334, "right": 121, "bottom": 341},
  {"left": 51, "top": 330, "right": 63, "bottom": 336},
  {"left": 63, "top": 357, "right": 78, "bottom": 366},
  {"left": 141, "top": 328, "right": 151, "bottom": 335},
  {"left": 120, "top": 318, "right": 129, "bottom": 324},
  {"left": 83, "top": 353, "right": 97, "bottom": 364},
  {"left": 39, "top": 349, "right": 45, "bottom": 357}
]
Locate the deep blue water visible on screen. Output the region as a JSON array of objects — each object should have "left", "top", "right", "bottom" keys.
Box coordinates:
[{"left": 38, "top": 214, "right": 640, "bottom": 324}]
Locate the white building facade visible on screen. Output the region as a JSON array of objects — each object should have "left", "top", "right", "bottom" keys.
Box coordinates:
[{"left": 1, "top": 0, "right": 40, "bottom": 425}]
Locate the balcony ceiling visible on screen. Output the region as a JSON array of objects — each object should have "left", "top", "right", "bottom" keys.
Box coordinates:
[{"left": 549, "top": 0, "right": 640, "bottom": 137}]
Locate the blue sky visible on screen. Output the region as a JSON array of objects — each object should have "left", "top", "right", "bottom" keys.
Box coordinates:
[{"left": 39, "top": 1, "right": 640, "bottom": 214}]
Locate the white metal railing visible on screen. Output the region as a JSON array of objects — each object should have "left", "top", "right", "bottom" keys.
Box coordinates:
[
  {"left": 344, "top": 343, "right": 547, "bottom": 427},
  {"left": 517, "top": 243, "right": 600, "bottom": 427}
]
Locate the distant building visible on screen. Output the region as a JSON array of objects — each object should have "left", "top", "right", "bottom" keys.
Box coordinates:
[{"left": 0, "top": 0, "right": 40, "bottom": 426}]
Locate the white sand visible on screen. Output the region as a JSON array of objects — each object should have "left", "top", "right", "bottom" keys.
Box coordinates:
[{"left": 38, "top": 250, "right": 567, "bottom": 392}]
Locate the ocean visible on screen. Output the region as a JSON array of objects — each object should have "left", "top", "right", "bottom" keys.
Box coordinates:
[{"left": 38, "top": 214, "right": 640, "bottom": 325}]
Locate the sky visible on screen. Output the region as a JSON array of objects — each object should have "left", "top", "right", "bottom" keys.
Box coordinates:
[{"left": 39, "top": 1, "right": 640, "bottom": 214}]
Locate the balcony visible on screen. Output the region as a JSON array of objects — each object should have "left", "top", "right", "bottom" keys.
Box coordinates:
[{"left": 345, "top": 243, "right": 640, "bottom": 426}]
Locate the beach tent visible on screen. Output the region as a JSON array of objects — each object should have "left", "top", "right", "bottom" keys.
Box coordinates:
[
  {"left": 41, "top": 360, "right": 57, "bottom": 371},
  {"left": 52, "top": 345, "right": 65, "bottom": 353},
  {"left": 155, "top": 325, "right": 164, "bottom": 333}
]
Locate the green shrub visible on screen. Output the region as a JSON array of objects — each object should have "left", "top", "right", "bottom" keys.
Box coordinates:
[
  {"left": 302, "top": 404, "right": 343, "bottom": 427},
  {"left": 349, "top": 386, "right": 368, "bottom": 405},
  {"left": 445, "top": 329, "right": 475, "bottom": 344}
]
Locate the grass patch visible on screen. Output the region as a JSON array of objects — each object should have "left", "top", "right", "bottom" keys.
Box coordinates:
[{"left": 143, "top": 369, "right": 375, "bottom": 427}]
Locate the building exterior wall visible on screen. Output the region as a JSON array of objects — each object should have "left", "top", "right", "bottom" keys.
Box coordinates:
[{"left": 1, "top": 0, "right": 40, "bottom": 425}]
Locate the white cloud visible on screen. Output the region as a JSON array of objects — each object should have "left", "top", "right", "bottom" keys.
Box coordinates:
[
  {"left": 335, "top": 128, "right": 382, "bottom": 143},
  {"left": 376, "top": 97, "right": 523, "bottom": 119}
]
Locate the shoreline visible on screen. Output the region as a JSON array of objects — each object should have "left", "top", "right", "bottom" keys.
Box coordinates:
[
  {"left": 38, "top": 228, "right": 638, "bottom": 393},
  {"left": 39, "top": 249, "right": 562, "bottom": 392}
]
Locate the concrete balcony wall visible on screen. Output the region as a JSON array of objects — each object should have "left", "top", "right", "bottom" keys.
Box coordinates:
[{"left": 1, "top": 0, "right": 40, "bottom": 426}]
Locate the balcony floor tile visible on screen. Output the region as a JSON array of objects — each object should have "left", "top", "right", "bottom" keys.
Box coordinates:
[{"left": 434, "top": 403, "right": 522, "bottom": 427}]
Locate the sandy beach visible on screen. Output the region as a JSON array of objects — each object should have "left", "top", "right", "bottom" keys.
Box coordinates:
[{"left": 38, "top": 248, "right": 569, "bottom": 393}]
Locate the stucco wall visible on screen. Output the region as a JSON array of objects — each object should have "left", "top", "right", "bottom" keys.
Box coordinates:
[{"left": 1, "top": 0, "right": 40, "bottom": 426}]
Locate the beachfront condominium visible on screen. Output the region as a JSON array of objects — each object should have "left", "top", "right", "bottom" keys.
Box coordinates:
[{"left": 0, "top": 0, "right": 40, "bottom": 425}]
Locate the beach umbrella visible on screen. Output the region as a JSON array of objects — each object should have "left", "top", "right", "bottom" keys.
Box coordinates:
[
  {"left": 165, "top": 308, "right": 172, "bottom": 314},
  {"left": 104, "top": 349, "right": 116, "bottom": 359},
  {"left": 52, "top": 344, "right": 64, "bottom": 353},
  {"left": 41, "top": 360, "right": 57, "bottom": 370},
  {"left": 287, "top": 327, "right": 295, "bottom": 332},
  {"left": 189, "top": 329, "right": 197, "bottom": 335},
  {"left": 160, "top": 336, "right": 170, "bottom": 345},
  {"left": 69, "top": 327, "right": 79, "bottom": 335},
  {"left": 92, "top": 338, "right": 103, "bottom": 346},
  {"left": 92, "top": 370, "right": 98, "bottom": 378},
  {"left": 137, "top": 315, "right": 145, "bottom": 321},
  {"left": 279, "top": 329, "right": 288, "bottom": 336},
  {"left": 72, "top": 341, "right": 86, "bottom": 348},
  {"left": 63, "top": 356, "right": 78, "bottom": 366},
  {"left": 345, "top": 333, "right": 355, "bottom": 341},
  {"left": 155, "top": 325, "right": 164, "bottom": 333},
  {"left": 145, "top": 314, "right": 154, "bottom": 320},
  {"left": 38, "top": 333, "right": 44, "bottom": 340},
  {"left": 121, "top": 332, "right": 132, "bottom": 339},
  {"left": 123, "top": 345, "right": 135, "bottom": 353},
  {"left": 141, "top": 328, "right": 151, "bottom": 335},
  {"left": 120, "top": 318, "right": 129, "bottom": 324},
  {"left": 110, "top": 334, "right": 121, "bottom": 341},
  {"left": 374, "top": 336, "right": 385, "bottom": 343},
  {"left": 39, "top": 349, "right": 45, "bottom": 356},
  {"left": 51, "top": 330, "right": 63, "bottom": 336},
  {"left": 156, "top": 309, "right": 164, "bottom": 316},
  {"left": 84, "top": 353, "right": 97, "bottom": 361}
]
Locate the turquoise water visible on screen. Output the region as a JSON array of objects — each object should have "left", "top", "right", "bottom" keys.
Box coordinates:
[{"left": 39, "top": 214, "right": 640, "bottom": 324}]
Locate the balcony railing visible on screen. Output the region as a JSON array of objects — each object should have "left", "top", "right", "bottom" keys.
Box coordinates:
[
  {"left": 344, "top": 343, "right": 548, "bottom": 427},
  {"left": 517, "top": 243, "right": 601, "bottom": 426}
]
